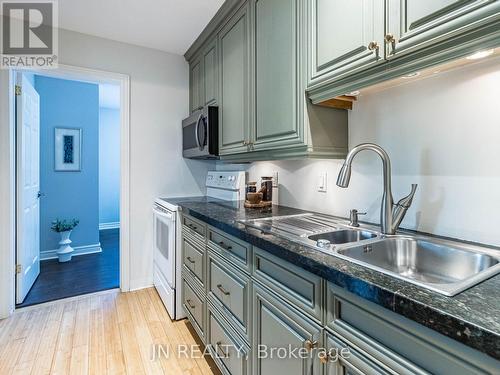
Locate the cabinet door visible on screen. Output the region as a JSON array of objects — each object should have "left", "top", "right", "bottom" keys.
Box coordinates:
[
  {"left": 203, "top": 39, "right": 218, "bottom": 105},
  {"left": 386, "top": 0, "right": 500, "bottom": 59},
  {"left": 253, "top": 286, "right": 322, "bottom": 375},
  {"left": 252, "top": 0, "right": 301, "bottom": 151},
  {"left": 218, "top": 3, "right": 251, "bottom": 155},
  {"left": 323, "top": 332, "right": 395, "bottom": 375},
  {"left": 309, "top": 0, "right": 385, "bottom": 85},
  {"left": 190, "top": 57, "right": 203, "bottom": 113}
]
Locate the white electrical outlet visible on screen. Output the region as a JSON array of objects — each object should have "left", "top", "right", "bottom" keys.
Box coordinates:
[{"left": 317, "top": 172, "right": 327, "bottom": 192}]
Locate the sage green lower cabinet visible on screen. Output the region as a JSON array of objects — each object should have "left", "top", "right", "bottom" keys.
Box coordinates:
[
  {"left": 252, "top": 285, "right": 322, "bottom": 375},
  {"left": 180, "top": 220, "right": 499, "bottom": 375},
  {"left": 326, "top": 283, "right": 499, "bottom": 375},
  {"left": 207, "top": 249, "right": 252, "bottom": 340},
  {"left": 323, "top": 331, "right": 401, "bottom": 375},
  {"left": 182, "top": 271, "right": 206, "bottom": 343},
  {"left": 207, "top": 302, "right": 251, "bottom": 375},
  {"left": 252, "top": 247, "right": 323, "bottom": 322}
]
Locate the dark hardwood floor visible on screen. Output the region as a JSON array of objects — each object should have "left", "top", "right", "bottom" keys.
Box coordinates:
[{"left": 17, "top": 228, "right": 120, "bottom": 308}]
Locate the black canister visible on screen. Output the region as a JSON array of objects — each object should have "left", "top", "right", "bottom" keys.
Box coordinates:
[{"left": 261, "top": 177, "right": 273, "bottom": 202}]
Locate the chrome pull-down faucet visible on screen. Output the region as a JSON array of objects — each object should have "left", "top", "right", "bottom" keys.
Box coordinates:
[{"left": 336, "top": 143, "right": 417, "bottom": 235}]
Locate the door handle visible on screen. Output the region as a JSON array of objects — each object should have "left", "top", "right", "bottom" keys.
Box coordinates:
[
  {"left": 186, "top": 256, "right": 195, "bottom": 264},
  {"left": 186, "top": 299, "right": 196, "bottom": 309},
  {"left": 215, "top": 341, "right": 230, "bottom": 358},
  {"left": 217, "top": 284, "right": 230, "bottom": 296},
  {"left": 37, "top": 191, "right": 45, "bottom": 199},
  {"left": 195, "top": 113, "right": 204, "bottom": 150},
  {"left": 218, "top": 241, "right": 232, "bottom": 251}
]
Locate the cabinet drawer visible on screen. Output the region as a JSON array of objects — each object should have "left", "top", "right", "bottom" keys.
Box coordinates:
[
  {"left": 253, "top": 247, "right": 323, "bottom": 322},
  {"left": 326, "top": 283, "right": 496, "bottom": 375},
  {"left": 183, "top": 215, "right": 206, "bottom": 239},
  {"left": 324, "top": 331, "right": 400, "bottom": 375},
  {"left": 182, "top": 274, "right": 205, "bottom": 342},
  {"left": 182, "top": 236, "right": 205, "bottom": 287},
  {"left": 208, "top": 228, "right": 251, "bottom": 272},
  {"left": 208, "top": 250, "right": 251, "bottom": 339},
  {"left": 207, "top": 303, "right": 250, "bottom": 375}
]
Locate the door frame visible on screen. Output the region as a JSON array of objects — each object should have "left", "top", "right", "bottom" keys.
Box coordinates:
[{"left": 0, "top": 64, "right": 131, "bottom": 317}]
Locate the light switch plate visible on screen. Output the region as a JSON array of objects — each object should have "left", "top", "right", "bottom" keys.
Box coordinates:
[{"left": 317, "top": 172, "right": 327, "bottom": 192}]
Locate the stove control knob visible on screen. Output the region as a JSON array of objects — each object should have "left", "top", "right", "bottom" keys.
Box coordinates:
[{"left": 316, "top": 239, "right": 331, "bottom": 248}]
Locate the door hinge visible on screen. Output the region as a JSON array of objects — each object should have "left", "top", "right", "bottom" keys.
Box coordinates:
[
  {"left": 15, "top": 264, "right": 22, "bottom": 274},
  {"left": 15, "top": 85, "right": 21, "bottom": 96}
]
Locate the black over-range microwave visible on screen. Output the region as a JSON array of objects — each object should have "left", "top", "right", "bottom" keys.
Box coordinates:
[{"left": 182, "top": 105, "right": 219, "bottom": 159}]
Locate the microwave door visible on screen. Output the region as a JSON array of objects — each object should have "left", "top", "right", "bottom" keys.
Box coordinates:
[{"left": 183, "top": 111, "right": 207, "bottom": 158}]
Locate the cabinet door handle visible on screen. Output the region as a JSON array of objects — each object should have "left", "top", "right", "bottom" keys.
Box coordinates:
[
  {"left": 186, "top": 299, "right": 196, "bottom": 309},
  {"left": 215, "top": 341, "right": 230, "bottom": 358},
  {"left": 186, "top": 256, "right": 195, "bottom": 264},
  {"left": 319, "top": 351, "right": 330, "bottom": 364},
  {"left": 218, "top": 241, "right": 232, "bottom": 251},
  {"left": 217, "top": 284, "right": 230, "bottom": 296},
  {"left": 188, "top": 224, "right": 198, "bottom": 230},
  {"left": 384, "top": 33, "right": 396, "bottom": 54},
  {"left": 304, "top": 339, "right": 318, "bottom": 351}
]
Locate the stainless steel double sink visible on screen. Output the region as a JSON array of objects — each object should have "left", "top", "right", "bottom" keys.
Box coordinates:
[{"left": 239, "top": 213, "right": 500, "bottom": 296}]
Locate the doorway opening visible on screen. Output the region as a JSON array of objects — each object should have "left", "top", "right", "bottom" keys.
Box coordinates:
[{"left": 15, "top": 71, "right": 123, "bottom": 307}]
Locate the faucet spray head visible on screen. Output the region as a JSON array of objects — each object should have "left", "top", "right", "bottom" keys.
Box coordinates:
[{"left": 336, "top": 164, "right": 352, "bottom": 188}]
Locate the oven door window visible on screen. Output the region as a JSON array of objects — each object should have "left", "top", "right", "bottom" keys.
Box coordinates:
[{"left": 154, "top": 209, "right": 175, "bottom": 289}]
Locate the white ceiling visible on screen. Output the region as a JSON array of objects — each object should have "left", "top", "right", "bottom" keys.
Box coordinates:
[{"left": 57, "top": 0, "right": 225, "bottom": 55}]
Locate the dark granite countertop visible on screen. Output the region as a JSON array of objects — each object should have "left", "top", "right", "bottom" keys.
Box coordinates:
[{"left": 163, "top": 196, "right": 500, "bottom": 360}]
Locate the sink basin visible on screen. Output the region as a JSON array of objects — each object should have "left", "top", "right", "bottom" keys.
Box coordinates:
[
  {"left": 336, "top": 237, "right": 500, "bottom": 296},
  {"left": 309, "top": 230, "right": 376, "bottom": 245}
]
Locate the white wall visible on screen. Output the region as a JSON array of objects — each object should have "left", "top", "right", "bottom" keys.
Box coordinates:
[
  {"left": 99, "top": 107, "right": 121, "bottom": 225},
  {"left": 56, "top": 29, "right": 215, "bottom": 289},
  {"left": 234, "top": 57, "right": 500, "bottom": 247}
]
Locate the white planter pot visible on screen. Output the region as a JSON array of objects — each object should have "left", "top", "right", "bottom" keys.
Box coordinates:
[{"left": 57, "top": 230, "right": 74, "bottom": 262}]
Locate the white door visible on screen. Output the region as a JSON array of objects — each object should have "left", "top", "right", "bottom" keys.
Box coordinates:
[{"left": 16, "top": 73, "right": 41, "bottom": 304}]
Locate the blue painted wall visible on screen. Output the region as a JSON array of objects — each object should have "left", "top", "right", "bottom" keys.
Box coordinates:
[
  {"left": 99, "top": 107, "right": 120, "bottom": 224},
  {"left": 36, "top": 75, "right": 100, "bottom": 253}
]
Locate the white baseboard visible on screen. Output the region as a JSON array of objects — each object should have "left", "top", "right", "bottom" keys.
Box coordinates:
[
  {"left": 99, "top": 222, "right": 120, "bottom": 230},
  {"left": 41, "top": 243, "right": 102, "bottom": 261}
]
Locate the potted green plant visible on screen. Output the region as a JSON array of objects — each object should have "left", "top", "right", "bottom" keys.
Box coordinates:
[{"left": 51, "top": 218, "right": 79, "bottom": 262}]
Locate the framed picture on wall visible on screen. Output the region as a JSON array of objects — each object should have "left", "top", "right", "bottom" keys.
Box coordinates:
[{"left": 55, "top": 128, "right": 82, "bottom": 171}]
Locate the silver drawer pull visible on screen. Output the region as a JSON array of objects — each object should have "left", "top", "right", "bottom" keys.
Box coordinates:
[
  {"left": 186, "top": 299, "right": 196, "bottom": 309},
  {"left": 218, "top": 241, "right": 232, "bottom": 250},
  {"left": 188, "top": 224, "right": 198, "bottom": 230},
  {"left": 217, "top": 284, "right": 230, "bottom": 296},
  {"left": 186, "top": 256, "right": 195, "bottom": 264},
  {"left": 215, "top": 341, "right": 230, "bottom": 358}
]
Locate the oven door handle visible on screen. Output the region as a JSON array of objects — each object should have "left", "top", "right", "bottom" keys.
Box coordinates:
[
  {"left": 153, "top": 207, "right": 175, "bottom": 222},
  {"left": 195, "top": 113, "right": 203, "bottom": 151}
]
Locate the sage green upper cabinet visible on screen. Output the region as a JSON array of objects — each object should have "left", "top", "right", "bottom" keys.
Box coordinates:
[
  {"left": 308, "top": 0, "right": 385, "bottom": 86},
  {"left": 203, "top": 39, "right": 218, "bottom": 105},
  {"left": 252, "top": 0, "right": 300, "bottom": 151},
  {"left": 218, "top": 3, "right": 252, "bottom": 155},
  {"left": 189, "top": 56, "right": 203, "bottom": 113},
  {"left": 386, "top": 0, "right": 500, "bottom": 59}
]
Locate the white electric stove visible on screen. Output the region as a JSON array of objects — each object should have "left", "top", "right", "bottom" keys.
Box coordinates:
[{"left": 153, "top": 171, "right": 245, "bottom": 320}]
